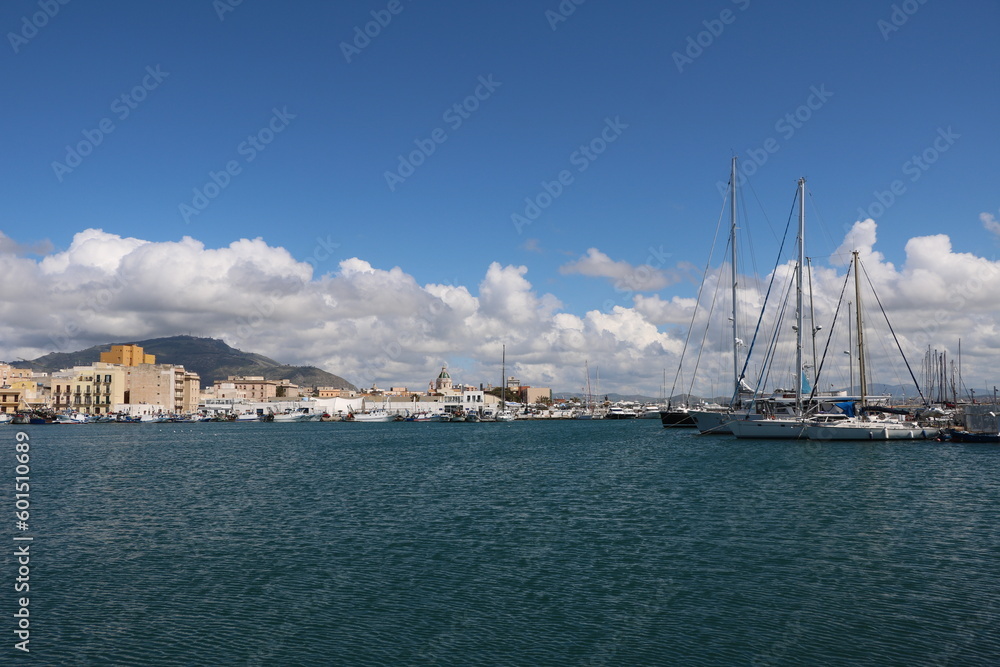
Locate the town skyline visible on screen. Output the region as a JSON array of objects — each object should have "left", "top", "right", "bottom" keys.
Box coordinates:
[{"left": 1, "top": 1, "right": 998, "bottom": 397}]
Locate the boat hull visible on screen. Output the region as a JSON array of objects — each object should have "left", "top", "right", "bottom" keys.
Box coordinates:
[
  {"left": 730, "top": 418, "right": 808, "bottom": 440},
  {"left": 659, "top": 410, "right": 696, "bottom": 428},
  {"left": 689, "top": 409, "right": 735, "bottom": 435},
  {"left": 948, "top": 431, "right": 1000, "bottom": 443},
  {"left": 805, "top": 423, "right": 939, "bottom": 441}
]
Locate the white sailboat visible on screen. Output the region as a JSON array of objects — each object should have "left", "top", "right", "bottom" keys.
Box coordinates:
[
  {"left": 495, "top": 344, "right": 516, "bottom": 422},
  {"left": 804, "top": 251, "right": 939, "bottom": 441},
  {"left": 574, "top": 361, "right": 596, "bottom": 419},
  {"left": 687, "top": 157, "right": 753, "bottom": 434},
  {"left": 730, "top": 177, "right": 811, "bottom": 440}
]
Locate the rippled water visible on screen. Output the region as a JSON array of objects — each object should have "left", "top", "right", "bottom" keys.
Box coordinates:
[{"left": 7, "top": 420, "right": 1000, "bottom": 665}]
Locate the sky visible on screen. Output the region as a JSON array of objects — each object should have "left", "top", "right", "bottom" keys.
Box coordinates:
[{"left": 1, "top": 0, "right": 999, "bottom": 398}]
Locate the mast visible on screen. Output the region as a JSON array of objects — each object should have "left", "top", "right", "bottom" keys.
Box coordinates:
[
  {"left": 853, "top": 250, "right": 867, "bottom": 406},
  {"left": 729, "top": 157, "right": 740, "bottom": 405},
  {"left": 794, "top": 178, "right": 805, "bottom": 415},
  {"left": 807, "top": 256, "right": 818, "bottom": 386},
  {"left": 847, "top": 301, "right": 854, "bottom": 394},
  {"left": 501, "top": 344, "right": 506, "bottom": 412},
  {"left": 959, "top": 339, "right": 963, "bottom": 402}
]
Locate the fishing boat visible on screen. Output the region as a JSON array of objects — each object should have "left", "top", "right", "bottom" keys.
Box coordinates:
[
  {"left": 54, "top": 411, "right": 89, "bottom": 424},
  {"left": 348, "top": 408, "right": 394, "bottom": 423}
]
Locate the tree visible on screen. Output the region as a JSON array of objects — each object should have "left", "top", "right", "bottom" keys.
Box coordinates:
[{"left": 486, "top": 387, "right": 518, "bottom": 403}]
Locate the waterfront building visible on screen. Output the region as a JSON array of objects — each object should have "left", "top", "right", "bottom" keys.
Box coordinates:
[
  {"left": 124, "top": 364, "right": 201, "bottom": 414},
  {"left": 520, "top": 386, "right": 553, "bottom": 404},
  {"left": 316, "top": 387, "right": 356, "bottom": 398},
  {"left": 10, "top": 378, "right": 47, "bottom": 411},
  {"left": 0, "top": 363, "right": 32, "bottom": 386},
  {"left": 53, "top": 363, "right": 127, "bottom": 415},
  {"left": 215, "top": 376, "right": 299, "bottom": 401},
  {"left": 0, "top": 386, "right": 20, "bottom": 414}
]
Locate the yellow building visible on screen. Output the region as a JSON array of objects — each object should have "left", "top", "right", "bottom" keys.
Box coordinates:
[
  {"left": 52, "top": 363, "right": 127, "bottom": 415},
  {"left": 100, "top": 344, "right": 155, "bottom": 366},
  {"left": 0, "top": 387, "right": 21, "bottom": 414},
  {"left": 10, "top": 379, "right": 46, "bottom": 411}
]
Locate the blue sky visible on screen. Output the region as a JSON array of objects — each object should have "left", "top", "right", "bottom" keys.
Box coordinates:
[{"left": 2, "top": 0, "right": 999, "bottom": 395}]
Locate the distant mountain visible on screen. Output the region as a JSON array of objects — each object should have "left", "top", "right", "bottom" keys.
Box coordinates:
[
  {"left": 11, "top": 336, "right": 357, "bottom": 390},
  {"left": 554, "top": 392, "right": 672, "bottom": 403}
]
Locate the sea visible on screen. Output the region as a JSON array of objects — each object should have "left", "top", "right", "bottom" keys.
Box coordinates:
[{"left": 5, "top": 419, "right": 999, "bottom": 666}]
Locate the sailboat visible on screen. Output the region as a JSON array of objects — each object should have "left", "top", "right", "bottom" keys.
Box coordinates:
[
  {"left": 686, "top": 157, "right": 753, "bottom": 434},
  {"left": 495, "top": 344, "right": 516, "bottom": 422},
  {"left": 729, "top": 177, "right": 813, "bottom": 439},
  {"left": 804, "top": 251, "right": 939, "bottom": 441},
  {"left": 575, "top": 361, "right": 596, "bottom": 419}
]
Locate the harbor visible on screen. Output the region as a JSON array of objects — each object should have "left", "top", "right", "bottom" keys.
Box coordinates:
[{"left": 20, "top": 419, "right": 1000, "bottom": 665}]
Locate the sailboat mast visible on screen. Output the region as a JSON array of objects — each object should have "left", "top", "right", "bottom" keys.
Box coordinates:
[
  {"left": 729, "top": 157, "right": 740, "bottom": 402},
  {"left": 853, "top": 250, "right": 867, "bottom": 405},
  {"left": 585, "top": 360, "right": 593, "bottom": 413},
  {"left": 807, "top": 256, "right": 818, "bottom": 386},
  {"left": 794, "top": 178, "right": 805, "bottom": 415},
  {"left": 501, "top": 344, "right": 506, "bottom": 411}
]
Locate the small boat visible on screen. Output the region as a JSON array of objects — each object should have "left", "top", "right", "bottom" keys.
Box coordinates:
[
  {"left": 55, "top": 412, "right": 89, "bottom": 424},
  {"left": 271, "top": 409, "right": 310, "bottom": 422},
  {"left": 639, "top": 406, "right": 663, "bottom": 419},
  {"left": 605, "top": 405, "right": 637, "bottom": 420},
  {"left": 947, "top": 430, "right": 1000, "bottom": 443},
  {"left": 348, "top": 409, "right": 394, "bottom": 423},
  {"left": 0, "top": 413, "right": 13, "bottom": 425}
]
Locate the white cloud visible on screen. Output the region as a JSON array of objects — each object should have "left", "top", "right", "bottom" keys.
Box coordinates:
[
  {"left": 981, "top": 210, "right": 1000, "bottom": 237},
  {"left": 0, "top": 229, "right": 688, "bottom": 395},
  {"left": 3, "top": 219, "right": 1000, "bottom": 397},
  {"left": 560, "top": 247, "right": 674, "bottom": 292}
]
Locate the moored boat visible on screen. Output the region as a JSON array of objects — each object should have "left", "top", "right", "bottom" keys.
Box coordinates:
[
  {"left": 605, "top": 405, "right": 637, "bottom": 420},
  {"left": 348, "top": 409, "right": 394, "bottom": 423},
  {"left": 659, "top": 407, "right": 696, "bottom": 428}
]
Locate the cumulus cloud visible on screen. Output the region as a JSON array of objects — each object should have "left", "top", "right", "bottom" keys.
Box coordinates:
[
  {"left": 0, "top": 229, "right": 688, "bottom": 395},
  {"left": 560, "top": 248, "right": 675, "bottom": 292},
  {"left": 3, "top": 220, "right": 1000, "bottom": 397}
]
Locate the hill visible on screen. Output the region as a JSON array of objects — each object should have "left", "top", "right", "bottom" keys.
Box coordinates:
[{"left": 11, "top": 336, "right": 357, "bottom": 390}]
